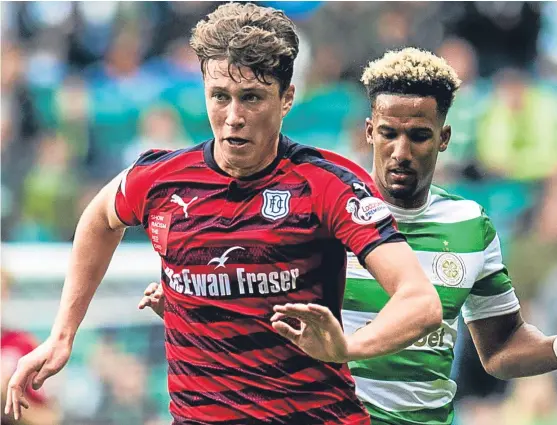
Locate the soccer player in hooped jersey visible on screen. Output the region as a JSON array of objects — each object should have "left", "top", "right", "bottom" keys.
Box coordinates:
[
  {"left": 270, "top": 48, "right": 557, "bottom": 425},
  {"left": 5, "top": 5, "right": 443, "bottom": 425}
]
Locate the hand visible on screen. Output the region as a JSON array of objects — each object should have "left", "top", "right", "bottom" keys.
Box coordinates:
[
  {"left": 138, "top": 282, "right": 164, "bottom": 319},
  {"left": 271, "top": 303, "right": 348, "bottom": 363},
  {"left": 4, "top": 338, "right": 71, "bottom": 421}
]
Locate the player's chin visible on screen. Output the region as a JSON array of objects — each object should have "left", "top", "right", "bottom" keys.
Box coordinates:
[{"left": 387, "top": 183, "right": 416, "bottom": 199}]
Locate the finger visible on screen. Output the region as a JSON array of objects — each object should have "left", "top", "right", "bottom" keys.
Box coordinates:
[
  {"left": 5, "top": 383, "right": 12, "bottom": 414},
  {"left": 11, "top": 387, "right": 23, "bottom": 420},
  {"left": 270, "top": 312, "right": 287, "bottom": 322},
  {"left": 273, "top": 303, "right": 310, "bottom": 314},
  {"left": 307, "top": 303, "right": 331, "bottom": 314},
  {"left": 154, "top": 284, "right": 164, "bottom": 296},
  {"left": 273, "top": 303, "right": 305, "bottom": 313},
  {"left": 14, "top": 393, "right": 29, "bottom": 420},
  {"left": 144, "top": 282, "right": 159, "bottom": 296},
  {"left": 306, "top": 304, "right": 332, "bottom": 320},
  {"left": 138, "top": 297, "right": 151, "bottom": 309},
  {"left": 32, "top": 365, "right": 54, "bottom": 390},
  {"left": 274, "top": 304, "right": 323, "bottom": 324},
  {"left": 8, "top": 360, "right": 36, "bottom": 412},
  {"left": 20, "top": 398, "right": 29, "bottom": 410},
  {"left": 274, "top": 303, "right": 313, "bottom": 313},
  {"left": 272, "top": 321, "right": 302, "bottom": 343}
]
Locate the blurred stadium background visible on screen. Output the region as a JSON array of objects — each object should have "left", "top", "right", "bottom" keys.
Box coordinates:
[{"left": 1, "top": 1, "right": 556, "bottom": 424}]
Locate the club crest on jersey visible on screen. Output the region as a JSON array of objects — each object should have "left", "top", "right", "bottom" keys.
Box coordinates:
[
  {"left": 262, "top": 189, "right": 291, "bottom": 220},
  {"left": 433, "top": 252, "right": 466, "bottom": 287},
  {"left": 346, "top": 196, "right": 390, "bottom": 225}
]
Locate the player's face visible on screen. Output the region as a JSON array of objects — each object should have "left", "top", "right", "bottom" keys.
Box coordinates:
[
  {"left": 204, "top": 59, "right": 294, "bottom": 178},
  {"left": 367, "top": 94, "right": 451, "bottom": 208}
]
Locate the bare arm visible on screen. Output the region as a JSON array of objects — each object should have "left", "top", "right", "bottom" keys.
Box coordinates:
[
  {"left": 345, "top": 241, "right": 443, "bottom": 361},
  {"left": 5, "top": 173, "right": 128, "bottom": 420},
  {"left": 468, "top": 311, "right": 557, "bottom": 380},
  {"left": 50, "top": 174, "right": 127, "bottom": 343},
  {"left": 271, "top": 241, "right": 442, "bottom": 363}
]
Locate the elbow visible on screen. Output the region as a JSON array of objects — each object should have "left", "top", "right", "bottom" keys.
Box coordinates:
[
  {"left": 421, "top": 293, "right": 443, "bottom": 334},
  {"left": 482, "top": 355, "right": 513, "bottom": 380},
  {"left": 483, "top": 360, "right": 510, "bottom": 380}
]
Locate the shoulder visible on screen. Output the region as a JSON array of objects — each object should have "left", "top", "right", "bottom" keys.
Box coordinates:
[
  {"left": 429, "top": 185, "right": 497, "bottom": 241},
  {"left": 133, "top": 142, "right": 206, "bottom": 169},
  {"left": 282, "top": 138, "right": 372, "bottom": 190},
  {"left": 429, "top": 184, "right": 485, "bottom": 219}
]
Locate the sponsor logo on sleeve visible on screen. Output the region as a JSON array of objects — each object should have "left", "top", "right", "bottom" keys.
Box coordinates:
[{"left": 346, "top": 196, "right": 391, "bottom": 225}]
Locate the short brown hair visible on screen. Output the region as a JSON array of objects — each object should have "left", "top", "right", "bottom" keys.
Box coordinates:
[
  {"left": 191, "top": 2, "right": 299, "bottom": 95},
  {"left": 361, "top": 47, "right": 461, "bottom": 118}
]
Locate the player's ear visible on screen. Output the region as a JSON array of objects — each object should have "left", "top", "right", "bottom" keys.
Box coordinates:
[
  {"left": 439, "top": 125, "right": 451, "bottom": 152},
  {"left": 365, "top": 118, "right": 374, "bottom": 146},
  {"left": 281, "top": 85, "right": 295, "bottom": 118}
]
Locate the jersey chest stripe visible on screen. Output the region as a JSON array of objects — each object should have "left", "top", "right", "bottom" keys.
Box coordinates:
[
  {"left": 166, "top": 239, "right": 323, "bottom": 265},
  {"left": 343, "top": 279, "right": 469, "bottom": 320},
  {"left": 364, "top": 402, "right": 454, "bottom": 425},
  {"left": 397, "top": 218, "right": 485, "bottom": 253},
  {"left": 349, "top": 349, "right": 453, "bottom": 382},
  {"left": 355, "top": 377, "right": 456, "bottom": 413},
  {"left": 168, "top": 363, "right": 333, "bottom": 393},
  {"left": 170, "top": 373, "right": 349, "bottom": 406},
  {"left": 170, "top": 397, "right": 366, "bottom": 424},
  {"left": 168, "top": 212, "right": 319, "bottom": 235}
]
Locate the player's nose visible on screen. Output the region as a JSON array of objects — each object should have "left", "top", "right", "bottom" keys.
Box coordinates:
[{"left": 225, "top": 100, "right": 246, "bottom": 128}]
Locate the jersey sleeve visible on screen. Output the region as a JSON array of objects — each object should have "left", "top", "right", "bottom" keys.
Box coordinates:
[
  {"left": 114, "top": 149, "right": 170, "bottom": 226},
  {"left": 316, "top": 159, "right": 405, "bottom": 266},
  {"left": 461, "top": 208, "right": 520, "bottom": 323}
]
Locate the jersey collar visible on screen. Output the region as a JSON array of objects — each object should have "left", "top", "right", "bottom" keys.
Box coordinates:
[
  {"left": 386, "top": 190, "right": 432, "bottom": 220},
  {"left": 204, "top": 134, "right": 289, "bottom": 181}
]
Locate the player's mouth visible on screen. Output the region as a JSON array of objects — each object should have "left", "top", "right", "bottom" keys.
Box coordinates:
[
  {"left": 388, "top": 168, "right": 416, "bottom": 183},
  {"left": 224, "top": 137, "right": 250, "bottom": 147}
]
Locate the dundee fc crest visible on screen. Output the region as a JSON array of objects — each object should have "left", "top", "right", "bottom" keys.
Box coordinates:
[{"left": 262, "top": 189, "right": 291, "bottom": 220}]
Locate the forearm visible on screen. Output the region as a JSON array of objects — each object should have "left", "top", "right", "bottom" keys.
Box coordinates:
[
  {"left": 50, "top": 205, "right": 124, "bottom": 343},
  {"left": 480, "top": 322, "right": 557, "bottom": 379},
  {"left": 345, "top": 285, "right": 441, "bottom": 361}
]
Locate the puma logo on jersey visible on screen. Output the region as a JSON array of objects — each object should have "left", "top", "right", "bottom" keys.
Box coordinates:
[
  {"left": 208, "top": 246, "right": 245, "bottom": 269},
  {"left": 352, "top": 181, "right": 371, "bottom": 197},
  {"left": 171, "top": 194, "right": 198, "bottom": 218}
]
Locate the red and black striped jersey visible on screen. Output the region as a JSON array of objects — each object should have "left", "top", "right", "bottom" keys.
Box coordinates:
[{"left": 115, "top": 135, "right": 404, "bottom": 425}]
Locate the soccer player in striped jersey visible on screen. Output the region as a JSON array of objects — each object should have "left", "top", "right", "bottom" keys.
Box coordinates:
[
  {"left": 273, "top": 48, "right": 557, "bottom": 425},
  {"left": 5, "top": 6, "right": 443, "bottom": 425}
]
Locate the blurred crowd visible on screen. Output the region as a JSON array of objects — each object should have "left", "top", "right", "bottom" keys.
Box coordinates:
[{"left": 2, "top": 2, "right": 557, "bottom": 425}]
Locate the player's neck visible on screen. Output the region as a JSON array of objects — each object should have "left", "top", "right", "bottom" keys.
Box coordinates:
[
  {"left": 385, "top": 193, "right": 429, "bottom": 210},
  {"left": 372, "top": 173, "right": 430, "bottom": 210},
  {"left": 213, "top": 137, "right": 280, "bottom": 179}
]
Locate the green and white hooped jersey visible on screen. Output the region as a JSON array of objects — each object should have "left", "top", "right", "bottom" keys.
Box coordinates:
[{"left": 342, "top": 186, "right": 520, "bottom": 425}]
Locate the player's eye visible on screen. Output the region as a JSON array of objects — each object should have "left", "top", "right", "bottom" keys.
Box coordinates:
[
  {"left": 381, "top": 131, "right": 397, "bottom": 140},
  {"left": 243, "top": 93, "right": 261, "bottom": 103},
  {"left": 410, "top": 132, "right": 432, "bottom": 143},
  {"left": 212, "top": 93, "right": 229, "bottom": 102}
]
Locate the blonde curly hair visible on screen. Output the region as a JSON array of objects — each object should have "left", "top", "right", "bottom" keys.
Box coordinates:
[{"left": 361, "top": 47, "right": 461, "bottom": 117}]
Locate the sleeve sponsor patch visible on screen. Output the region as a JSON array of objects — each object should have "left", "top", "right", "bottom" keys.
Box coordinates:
[{"left": 346, "top": 196, "right": 391, "bottom": 225}]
